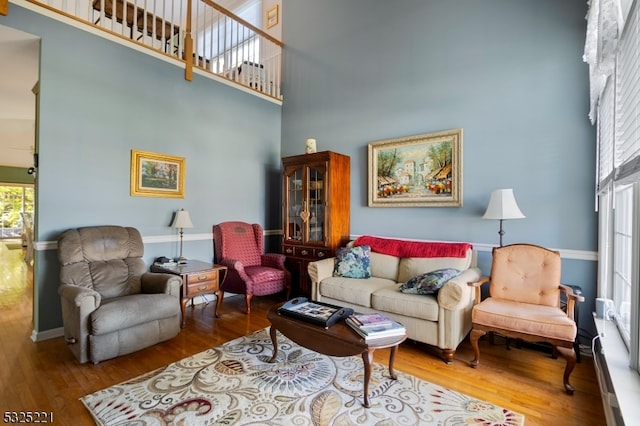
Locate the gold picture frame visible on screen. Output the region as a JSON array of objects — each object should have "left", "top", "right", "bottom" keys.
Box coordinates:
[
  {"left": 266, "top": 4, "right": 279, "bottom": 29},
  {"left": 130, "top": 150, "right": 185, "bottom": 198},
  {"left": 368, "top": 129, "right": 463, "bottom": 207}
]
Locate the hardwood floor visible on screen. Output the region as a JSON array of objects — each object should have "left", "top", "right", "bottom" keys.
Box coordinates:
[{"left": 0, "top": 243, "right": 606, "bottom": 425}]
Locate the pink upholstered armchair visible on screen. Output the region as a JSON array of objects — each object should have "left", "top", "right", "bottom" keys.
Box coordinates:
[
  {"left": 213, "top": 221, "right": 291, "bottom": 313},
  {"left": 468, "top": 243, "right": 584, "bottom": 394}
]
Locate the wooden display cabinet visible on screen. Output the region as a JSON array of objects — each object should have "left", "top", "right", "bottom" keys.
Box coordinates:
[{"left": 282, "top": 151, "right": 350, "bottom": 297}]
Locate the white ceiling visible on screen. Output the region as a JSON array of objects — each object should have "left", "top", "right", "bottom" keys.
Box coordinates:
[{"left": 0, "top": 24, "right": 40, "bottom": 169}]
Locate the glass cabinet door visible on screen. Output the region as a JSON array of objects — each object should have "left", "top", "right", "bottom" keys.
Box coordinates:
[
  {"left": 285, "top": 166, "right": 303, "bottom": 241},
  {"left": 307, "top": 165, "right": 325, "bottom": 244}
]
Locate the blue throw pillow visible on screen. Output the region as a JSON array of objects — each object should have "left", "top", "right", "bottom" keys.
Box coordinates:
[
  {"left": 400, "top": 268, "right": 461, "bottom": 295},
  {"left": 333, "top": 245, "right": 372, "bottom": 279}
]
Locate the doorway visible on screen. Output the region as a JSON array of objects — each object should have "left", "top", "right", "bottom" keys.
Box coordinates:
[{"left": 0, "top": 24, "right": 40, "bottom": 329}]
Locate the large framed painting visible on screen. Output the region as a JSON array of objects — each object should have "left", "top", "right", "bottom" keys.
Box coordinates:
[
  {"left": 130, "top": 150, "right": 185, "bottom": 198},
  {"left": 368, "top": 129, "right": 463, "bottom": 207}
]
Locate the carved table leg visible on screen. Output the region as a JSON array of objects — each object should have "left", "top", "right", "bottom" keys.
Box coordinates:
[
  {"left": 362, "top": 349, "right": 375, "bottom": 408},
  {"left": 268, "top": 326, "right": 279, "bottom": 363},
  {"left": 388, "top": 345, "right": 399, "bottom": 380},
  {"left": 180, "top": 299, "right": 188, "bottom": 328}
]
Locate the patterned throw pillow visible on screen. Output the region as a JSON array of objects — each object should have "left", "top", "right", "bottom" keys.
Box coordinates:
[
  {"left": 399, "top": 268, "right": 461, "bottom": 295},
  {"left": 333, "top": 245, "right": 372, "bottom": 279}
]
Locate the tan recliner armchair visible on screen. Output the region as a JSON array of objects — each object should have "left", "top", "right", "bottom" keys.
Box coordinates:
[
  {"left": 468, "top": 243, "right": 584, "bottom": 394},
  {"left": 57, "top": 225, "right": 182, "bottom": 364}
]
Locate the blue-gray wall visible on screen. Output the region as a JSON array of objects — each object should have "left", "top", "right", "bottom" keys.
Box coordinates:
[
  {"left": 1, "top": 5, "right": 282, "bottom": 334},
  {"left": 280, "top": 0, "right": 597, "bottom": 337},
  {"left": 2, "top": 0, "right": 598, "bottom": 340}
]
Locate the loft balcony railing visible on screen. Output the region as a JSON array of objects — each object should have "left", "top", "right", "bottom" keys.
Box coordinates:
[{"left": 20, "top": 0, "right": 283, "bottom": 100}]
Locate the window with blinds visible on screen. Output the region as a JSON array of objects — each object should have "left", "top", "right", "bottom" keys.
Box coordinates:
[
  {"left": 595, "top": 0, "right": 640, "bottom": 373},
  {"left": 615, "top": 3, "right": 640, "bottom": 183}
]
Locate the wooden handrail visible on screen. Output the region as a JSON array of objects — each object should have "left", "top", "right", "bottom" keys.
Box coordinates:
[
  {"left": 200, "top": 0, "right": 283, "bottom": 48},
  {"left": 1, "top": 0, "right": 8, "bottom": 15},
  {"left": 184, "top": 0, "right": 193, "bottom": 81}
]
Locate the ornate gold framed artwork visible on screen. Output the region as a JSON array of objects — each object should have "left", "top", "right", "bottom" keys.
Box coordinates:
[
  {"left": 368, "top": 129, "right": 463, "bottom": 207},
  {"left": 130, "top": 150, "right": 185, "bottom": 198}
]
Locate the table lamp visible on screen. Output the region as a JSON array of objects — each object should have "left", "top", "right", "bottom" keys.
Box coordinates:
[
  {"left": 482, "top": 189, "right": 525, "bottom": 246},
  {"left": 171, "top": 208, "right": 193, "bottom": 264}
]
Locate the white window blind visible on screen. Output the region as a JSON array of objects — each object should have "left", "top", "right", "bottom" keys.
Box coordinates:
[
  {"left": 598, "top": 79, "right": 615, "bottom": 191},
  {"left": 615, "top": 2, "right": 640, "bottom": 183}
]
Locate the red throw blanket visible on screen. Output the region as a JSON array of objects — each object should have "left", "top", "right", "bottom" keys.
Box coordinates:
[{"left": 353, "top": 235, "right": 472, "bottom": 258}]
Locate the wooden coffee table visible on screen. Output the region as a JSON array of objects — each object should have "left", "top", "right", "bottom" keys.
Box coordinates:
[{"left": 266, "top": 303, "right": 407, "bottom": 408}]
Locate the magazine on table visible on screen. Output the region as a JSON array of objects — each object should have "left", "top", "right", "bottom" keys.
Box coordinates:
[
  {"left": 347, "top": 313, "right": 394, "bottom": 329},
  {"left": 346, "top": 314, "right": 406, "bottom": 340}
]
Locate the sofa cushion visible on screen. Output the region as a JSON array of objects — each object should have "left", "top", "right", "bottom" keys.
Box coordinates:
[
  {"left": 400, "top": 268, "right": 461, "bottom": 295},
  {"left": 319, "top": 276, "right": 396, "bottom": 307},
  {"left": 397, "top": 256, "right": 471, "bottom": 283},
  {"left": 333, "top": 245, "right": 372, "bottom": 279},
  {"left": 372, "top": 284, "right": 440, "bottom": 322},
  {"left": 370, "top": 251, "right": 400, "bottom": 281}
]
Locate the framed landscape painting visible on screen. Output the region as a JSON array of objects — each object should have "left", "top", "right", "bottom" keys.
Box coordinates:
[
  {"left": 368, "top": 129, "right": 463, "bottom": 207},
  {"left": 130, "top": 150, "right": 185, "bottom": 198}
]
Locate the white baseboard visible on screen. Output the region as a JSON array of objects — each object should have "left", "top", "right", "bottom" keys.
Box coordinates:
[{"left": 31, "top": 326, "right": 64, "bottom": 342}]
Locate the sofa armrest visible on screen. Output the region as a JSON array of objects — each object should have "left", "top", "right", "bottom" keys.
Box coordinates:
[
  {"left": 308, "top": 257, "right": 335, "bottom": 301},
  {"left": 438, "top": 267, "right": 482, "bottom": 310},
  {"left": 141, "top": 272, "right": 182, "bottom": 297}
]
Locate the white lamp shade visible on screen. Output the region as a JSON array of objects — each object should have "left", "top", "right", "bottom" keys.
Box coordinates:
[
  {"left": 482, "top": 189, "right": 525, "bottom": 220},
  {"left": 171, "top": 209, "right": 194, "bottom": 229}
]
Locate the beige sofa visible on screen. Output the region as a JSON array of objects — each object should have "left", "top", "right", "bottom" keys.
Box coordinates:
[{"left": 308, "top": 236, "right": 481, "bottom": 363}]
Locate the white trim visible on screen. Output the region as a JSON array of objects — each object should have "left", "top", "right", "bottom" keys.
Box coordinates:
[
  {"left": 34, "top": 231, "right": 598, "bottom": 261},
  {"left": 594, "top": 315, "right": 640, "bottom": 425},
  {"left": 31, "top": 326, "right": 64, "bottom": 342},
  {"left": 473, "top": 243, "right": 598, "bottom": 261}
]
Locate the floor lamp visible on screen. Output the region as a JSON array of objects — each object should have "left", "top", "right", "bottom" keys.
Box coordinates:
[
  {"left": 482, "top": 189, "right": 525, "bottom": 246},
  {"left": 171, "top": 208, "right": 193, "bottom": 264}
]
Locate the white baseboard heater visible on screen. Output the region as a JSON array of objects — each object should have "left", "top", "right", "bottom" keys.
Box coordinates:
[{"left": 592, "top": 335, "right": 625, "bottom": 425}]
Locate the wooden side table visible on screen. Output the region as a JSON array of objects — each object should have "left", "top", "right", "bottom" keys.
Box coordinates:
[{"left": 151, "top": 260, "right": 227, "bottom": 327}]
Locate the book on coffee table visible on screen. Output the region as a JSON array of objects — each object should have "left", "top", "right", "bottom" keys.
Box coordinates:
[
  {"left": 346, "top": 314, "right": 406, "bottom": 341},
  {"left": 347, "top": 313, "right": 394, "bottom": 329}
]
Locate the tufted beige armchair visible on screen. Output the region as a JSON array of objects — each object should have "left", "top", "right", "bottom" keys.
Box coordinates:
[
  {"left": 57, "top": 225, "right": 182, "bottom": 364},
  {"left": 468, "top": 243, "right": 584, "bottom": 394}
]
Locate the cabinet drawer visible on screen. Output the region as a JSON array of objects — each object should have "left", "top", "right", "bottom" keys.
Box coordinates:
[
  {"left": 185, "top": 271, "right": 218, "bottom": 294},
  {"left": 283, "top": 245, "right": 330, "bottom": 260},
  {"left": 315, "top": 249, "right": 330, "bottom": 259},
  {"left": 296, "top": 247, "right": 315, "bottom": 258}
]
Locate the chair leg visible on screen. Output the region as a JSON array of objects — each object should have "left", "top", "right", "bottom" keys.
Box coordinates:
[
  {"left": 470, "top": 328, "right": 486, "bottom": 368},
  {"left": 245, "top": 294, "right": 253, "bottom": 314},
  {"left": 556, "top": 346, "right": 577, "bottom": 395}
]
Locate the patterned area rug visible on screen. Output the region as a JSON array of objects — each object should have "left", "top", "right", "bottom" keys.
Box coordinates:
[{"left": 81, "top": 328, "right": 525, "bottom": 425}]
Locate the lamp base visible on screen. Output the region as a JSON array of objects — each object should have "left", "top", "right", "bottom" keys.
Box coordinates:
[{"left": 176, "top": 256, "right": 188, "bottom": 265}]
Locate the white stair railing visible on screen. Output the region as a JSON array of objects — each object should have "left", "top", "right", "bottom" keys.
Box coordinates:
[{"left": 21, "top": 0, "right": 283, "bottom": 99}]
